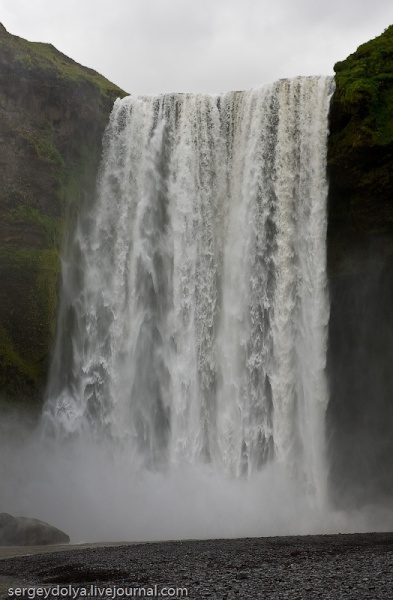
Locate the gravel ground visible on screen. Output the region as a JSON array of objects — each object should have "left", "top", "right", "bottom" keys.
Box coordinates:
[{"left": 0, "top": 532, "right": 392, "bottom": 599}]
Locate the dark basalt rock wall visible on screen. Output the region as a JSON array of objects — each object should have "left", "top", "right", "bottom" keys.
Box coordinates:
[
  {"left": 0, "top": 24, "right": 127, "bottom": 408},
  {"left": 326, "top": 25, "right": 393, "bottom": 506}
]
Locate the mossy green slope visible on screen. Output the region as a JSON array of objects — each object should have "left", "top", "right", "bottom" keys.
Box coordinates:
[
  {"left": 328, "top": 25, "right": 393, "bottom": 273},
  {"left": 334, "top": 25, "right": 393, "bottom": 146},
  {"left": 327, "top": 25, "right": 393, "bottom": 506},
  {"left": 0, "top": 24, "right": 128, "bottom": 407}
]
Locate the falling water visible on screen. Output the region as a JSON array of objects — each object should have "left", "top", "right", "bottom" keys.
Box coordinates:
[{"left": 36, "top": 77, "right": 335, "bottom": 540}]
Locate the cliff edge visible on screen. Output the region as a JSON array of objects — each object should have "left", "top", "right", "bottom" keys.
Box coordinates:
[
  {"left": 0, "top": 24, "right": 127, "bottom": 407},
  {"left": 327, "top": 25, "right": 393, "bottom": 505},
  {"left": 328, "top": 24, "right": 393, "bottom": 273}
]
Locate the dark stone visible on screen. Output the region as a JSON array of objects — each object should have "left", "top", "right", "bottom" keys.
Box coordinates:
[{"left": 0, "top": 513, "right": 69, "bottom": 546}]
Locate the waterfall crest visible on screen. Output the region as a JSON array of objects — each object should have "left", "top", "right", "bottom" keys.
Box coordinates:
[{"left": 45, "top": 77, "right": 334, "bottom": 510}]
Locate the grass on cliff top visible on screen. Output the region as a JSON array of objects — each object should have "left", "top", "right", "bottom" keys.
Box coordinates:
[
  {"left": 334, "top": 24, "right": 393, "bottom": 145},
  {"left": 0, "top": 23, "right": 128, "bottom": 100}
]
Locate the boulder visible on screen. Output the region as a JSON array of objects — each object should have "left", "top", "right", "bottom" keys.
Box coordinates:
[{"left": 0, "top": 512, "right": 69, "bottom": 545}]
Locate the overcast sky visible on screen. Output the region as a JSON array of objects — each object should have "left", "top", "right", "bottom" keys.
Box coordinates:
[{"left": 2, "top": 0, "right": 393, "bottom": 95}]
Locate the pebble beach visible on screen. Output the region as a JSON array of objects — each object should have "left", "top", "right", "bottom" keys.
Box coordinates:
[{"left": 0, "top": 532, "right": 392, "bottom": 599}]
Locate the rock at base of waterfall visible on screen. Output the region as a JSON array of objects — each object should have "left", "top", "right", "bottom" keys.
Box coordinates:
[{"left": 0, "top": 513, "right": 70, "bottom": 546}]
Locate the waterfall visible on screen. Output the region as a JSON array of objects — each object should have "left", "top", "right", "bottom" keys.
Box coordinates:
[{"left": 40, "top": 76, "right": 334, "bottom": 538}]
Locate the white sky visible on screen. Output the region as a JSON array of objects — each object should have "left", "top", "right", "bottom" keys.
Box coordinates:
[{"left": 1, "top": 0, "right": 393, "bottom": 95}]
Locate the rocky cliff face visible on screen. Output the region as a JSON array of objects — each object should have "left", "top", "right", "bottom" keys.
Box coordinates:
[
  {"left": 328, "top": 24, "right": 393, "bottom": 274},
  {"left": 0, "top": 24, "right": 127, "bottom": 407},
  {"left": 327, "top": 25, "right": 393, "bottom": 506}
]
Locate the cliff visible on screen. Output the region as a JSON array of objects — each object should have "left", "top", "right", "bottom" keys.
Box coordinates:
[
  {"left": 328, "top": 24, "right": 393, "bottom": 273},
  {"left": 0, "top": 24, "right": 127, "bottom": 407},
  {"left": 327, "top": 25, "right": 393, "bottom": 505}
]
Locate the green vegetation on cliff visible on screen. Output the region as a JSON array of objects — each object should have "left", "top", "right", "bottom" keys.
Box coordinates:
[
  {"left": 327, "top": 25, "right": 393, "bottom": 505},
  {"left": 333, "top": 25, "right": 393, "bottom": 146},
  {"left": 328, "top": 25, "right": 393, "bottom": 273},
  {"left": 0, "top": 23, "right": 124, "bottom": 100},
  {"left": 0, "top": 24, "right": 127, "bottom": 406}
]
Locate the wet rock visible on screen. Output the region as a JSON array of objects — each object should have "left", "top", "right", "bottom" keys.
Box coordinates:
[{"left": 0, "top": 513, "right": 69, "bottom": 546}]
